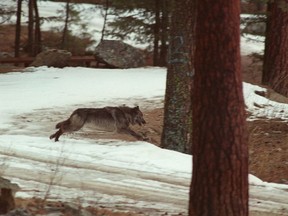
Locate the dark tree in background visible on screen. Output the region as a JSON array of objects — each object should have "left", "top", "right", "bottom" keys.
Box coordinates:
[
  {"left": 189, "top": 0, "right": 248, "bottom": 215},
  {"left": 153, "top": 0, "right": 160, "bottom": 66},
  {"left": 262, "top": 0, "right": 288, "bottom": 97},
  {"left": 161, "top": 0, "right": 196, "bottom": 153},
  {"left": 27, "top": 0, "right": 42, "bottom": 56},
  {"left": 33, "top": 0, "right": 42, "bottom": 55},
  {"left": 14, "top": 0, "right": 22, "bottom": 58},
  {"left": 61, "top": 0, "right": 71, "bottom": 49},
  {"left": 100, "top": 0, "right": 110, "bottom": 41},
  {"left": 105, "top": 0, "right": 171, "bottom": 66},
  {"left": 158, "top": 0, "right": 168, "bottom": 67},
  {"left": 27, "top": 0, "right": 34, "bottom": 56}
]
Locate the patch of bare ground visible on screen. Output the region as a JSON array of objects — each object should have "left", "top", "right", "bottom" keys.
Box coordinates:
[
  {"left": 138, "top": 108, "right": 288, "bottom": 185},
  {"left": 3, "top": 58, "right": 288, "bottom": 215},
  {"left": 1, "top": 24, "right": 287, "bottom": 215},
  {"left": 79, "top": 99, "right": 288, "bottom": 185},
  {"left": 241, "top": 54, "right": 288, "bottom": 184},
  {"left": 15, "top": 198, "right": 142, "bottom": 216}
]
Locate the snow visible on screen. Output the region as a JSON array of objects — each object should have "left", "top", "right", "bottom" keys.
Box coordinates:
[
  {"left": 1, "top": 0, "right": 288, "bottom": 215},
  {"left": 1, "top": 0, "right": 148, "bottom": 49},
  {"left": 2, "top": 0, "right": 104, "bottom": 48},
  {"left": 0, "top": 66, "right": 288, "bottom": 215}
]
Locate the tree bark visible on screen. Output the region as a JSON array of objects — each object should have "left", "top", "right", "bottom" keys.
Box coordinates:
[
  {"left": 262, "top": 0, "right": 288, "bottom": 97},
  {"left": 161, "top": 0, "right": 195, "bottom": 153},
  {"left": 27, "top": 0, "right": 34, "bottom": 56},
  {"left": 101, "top": 0, "right": 109, "bottom": 41},
  {"left": 61, "top": 0, "right": 70, "bottom": 49},
  {"left": 14, "top": 0, "right": 22, "bottom": 58},
  {"left": 159, "top": 0, "right": 169, "bottom": 67},
  {"left": 189, "top": 0, "right": 248, "bottom": 215},
  {"left": 34, "top": 0, "right": 41, "bottom": 55},
  {"left": 153, "top": 0, "right": 160, "bottom": 66}
]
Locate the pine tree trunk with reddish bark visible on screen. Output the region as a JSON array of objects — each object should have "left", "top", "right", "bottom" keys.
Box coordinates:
[
  {"left": 189, "top": 0, "right": 248, "bottom": 215},
  {"left": 262, "top": 0, "right": 288, "bottom": 97}
]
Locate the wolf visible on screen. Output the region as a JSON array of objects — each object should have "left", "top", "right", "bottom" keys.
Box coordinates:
[{"left": 49, "top": 106, "right": 146, "bottom": 142}]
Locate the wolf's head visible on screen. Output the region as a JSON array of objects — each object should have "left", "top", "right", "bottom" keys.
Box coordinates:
[
  {"left": 131, "top": 106, "right": 146, "bottom": 126},
  {"left": 119, "top": 105, "right": 146, "bottom": 126}
]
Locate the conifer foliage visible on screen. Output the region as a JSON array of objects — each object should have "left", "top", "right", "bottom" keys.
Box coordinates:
[{"left": 105, "top": 0, "right": 171, "bottom": 66}]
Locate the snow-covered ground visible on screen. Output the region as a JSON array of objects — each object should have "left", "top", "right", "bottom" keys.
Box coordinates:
[
  {"left": 2, "top": 0, "right": 266, "bottom": 51},
  {"left": 0, "top": 66, "right": 288, "bottom": 215},
  {"left": 1, "top": 0, "right": 148, "bottom": 49},
  {"left": 1, "top": 0, "right": 288, "bottom": 215},
  {"left": 2, "top": 0, "right": 105, "bottom": 48}
]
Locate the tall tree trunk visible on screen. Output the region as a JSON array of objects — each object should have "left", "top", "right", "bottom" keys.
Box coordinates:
[
  {"left": 189, "top": 0, "right": 248, "bottom": 215},
  {"left": 153, "top": 0, "right": 160, "bottom": 66},
  {"left": 15, "top": 0, "right": 22, "bottom": 58},
  {"left": 262, "top": 0, "right": 288, "bottom": 97},
  {"left": 27, "top": 0, "right": 34, "bottom": 56},
  {"left": 159, "top": 0, "right": 168, "bottom": 67},
  {"left": 161, "top": 0, "right": 196, "bottom": 153},
  {"left": 61, "top": 0, "right": 70, "bottom": 49},
  {"left": 34, "top": 0, "right": 41, "bottom": 55}
]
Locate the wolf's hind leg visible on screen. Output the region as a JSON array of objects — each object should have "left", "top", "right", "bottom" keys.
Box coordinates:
[{"left": 49, "top": 129, "right": 63, "bottom": 142}]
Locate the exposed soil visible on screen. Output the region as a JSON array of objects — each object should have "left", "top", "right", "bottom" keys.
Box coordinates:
[
  {"left": 241, "top": 55, "right": 288, "bottom": 184},
  {"left": 135, "top": 109, "right": 288, "bottom": 185},
  {"left": 1, "top": 25, "right": 288, "bottom": 215},
  {"left": 7, "top": 54, "right": 287, "bottom": 216}
]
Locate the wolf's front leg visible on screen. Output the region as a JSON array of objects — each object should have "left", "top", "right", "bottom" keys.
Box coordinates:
[{"left": 118, "top": 128, "right": 147, "bottom": 141}]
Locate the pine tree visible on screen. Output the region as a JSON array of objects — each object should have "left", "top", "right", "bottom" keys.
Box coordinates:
[
  {"left": 161, "top": 0, "right": 195, "bottom": 153},
  {"left": 27, "top": 0, "right": 34, "bottom": 56},
  {"left": 105, "top": 0, "right": 171, "bottom": 66},
  {"left": 0, "top": 2, "right": 15, "bottom": 24},
  {"left": 15, "top": 0, "right": 22, "bottom": 58},
  {"left": 61, "top": 0, "right": 71, "bottom": 49},
  {"left": 189, "top": 0, "right": 248, "bottom": 215},
  {"left": 262, "top": 0, "right": 288, "bottom": 97},
  {"left": 27, "top": 0, "right": 42, "bottom": 56}
]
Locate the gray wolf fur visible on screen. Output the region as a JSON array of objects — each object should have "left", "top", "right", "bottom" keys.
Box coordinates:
[{"left": 50, "top": 106, "right": 146, "bottom": 142}]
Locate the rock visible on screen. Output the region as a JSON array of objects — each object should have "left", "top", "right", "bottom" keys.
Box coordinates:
[
  {"left": 94, "top": 40, "right": 146, "bottom": 68},
  {"left": 0, "top": 177, "right": 20, "bottom": 214},
  {"left": 0, "top": 52, "right": 13, "bottom": 58},
  {"left": 41, "top": 202, "right": 93, "bottom": 216},
  {"left": 242, "top": 21, "right": 266, "bottom": 36},
  {"left": 2, "top": 208, "right": 32, "bottom": 216},
  {"left": 31, "top": 49, "right": 72, "bottom": 68},
  {"left": 61, "top": 202, "right": 93, "bottom": 216}
]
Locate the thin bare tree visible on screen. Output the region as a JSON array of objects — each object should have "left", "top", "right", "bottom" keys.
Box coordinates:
[{"left": 15, "top": 0, "right": 22, "bottom": 58}]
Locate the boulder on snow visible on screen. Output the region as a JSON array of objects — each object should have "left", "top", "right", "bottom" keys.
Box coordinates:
[
  {"left": 31, "top": 49, "right": 72, "bottom": 68},
  {"left": 242, "top": 21, "right": 266, "bottom": 36},
  {"left": 0, "top": 177, "right": 20, "bottom": 214},
  {"left": 94, "top": 40, "right": 145, "bottom": 68}
]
